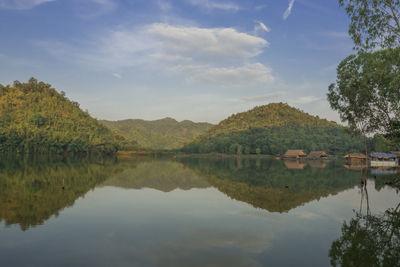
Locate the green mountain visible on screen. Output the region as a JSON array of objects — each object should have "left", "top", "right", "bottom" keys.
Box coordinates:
[
  {"left": 183, "top": 102, "right": 365, "bottom": 155},
  {"left": 0, "top": 78, "right": 118, "bottom": 154},
  {"left": 101, "top": 117, "right": 213, "bottom": 150}
]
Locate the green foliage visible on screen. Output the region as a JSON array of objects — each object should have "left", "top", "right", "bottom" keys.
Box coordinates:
[
  {"left": 0, "top": 78, "right": 118, "bottom": 154},
  {"left": 29, "top": 113, "right": 45, "bottom": 127},
  {"left": 329, "top": 205, "right": 400, "bottom": 267},
  {"left": 328, "top": 48, "right": 400, "bottom": 138},
  {"left": 184, "top": 103, "right": 365, "bottom": 155},
  {"left": 101, "top": 118, "right": 213, "bottom": 150},
  {"left": 338, "top": 0, "right": 400, "bottom": 51}
]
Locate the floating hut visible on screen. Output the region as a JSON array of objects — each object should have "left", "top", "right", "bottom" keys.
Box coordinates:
[
  {"left": 370, "top": 153, "right": 397, "bottom": 167},
  {"left": 283, "top": 150, "right": 307, "bottom": 159},
  {"left": 308, "top": 151, "right": 328, "bottom": 159}
]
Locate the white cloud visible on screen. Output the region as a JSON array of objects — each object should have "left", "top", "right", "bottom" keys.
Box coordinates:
[
  {"left": 188, "top": 63, "right": 274, "bottom": 86},
  {"left": 73, "top": 0, "right": 117, "bottom": 18},
  {"left": 240, "top": 92, "right": 284, "bottom": 102},
  {"left": 290, "top": 96, "right": 321, "bottom": 104},
  {"left": 283, "top": 0, "right": 295, "bottom": 20},
  {"left": 37, "top": 23, "right": 273, "bottom": 87},
  {"left": 254, "top": 21, "right": 270, "bottom": 35},
  {"left": 157, "top": 0, "right": 171, "bottom": 11},
  {"left": 188, "top": 0, "right": 240, "bottom": 11},
  {"left": 255, "top": 4, "right": 267, "bottom": 11},
  {"left": 0, "top": 0, "right": 54, "bottom": 9},
  {"left": 112, "top": 73, "right": 121, "bottom": 79},
  {"left": 147, "top": 23, "right": 268, "bottom": 63}
]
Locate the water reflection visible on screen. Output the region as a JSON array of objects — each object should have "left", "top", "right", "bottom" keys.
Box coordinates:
[
  {"left": 103, "top": 160, "right": 210, "bottom": 191},
  {"left": 178, "top": 157, "right": 362, "bottom": 212},
  {"left": 1, "top": 155, "right": 399, "bottom": 266},
  {"left": 0, "top": 155, "right": 119, "bottom": 230},
  {"left": 329, "top": 201, "right": 400, "bottom": 266},
  {"left": 1, "top": 155, "right": 397, "bottom": 230}
]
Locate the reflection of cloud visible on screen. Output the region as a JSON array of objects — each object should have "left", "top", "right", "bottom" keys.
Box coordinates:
[
  {"left": 240, "top": 209, "right": 285, "bottom": 222},
  {"left": 0, "top": 0, "right": 54, "bottom": 9},
  {"left": 294, "top": 210, "right": 321, "bottom": 220},
  {"left": 145, "top": 228, "right": 273, "bottom": 266}
]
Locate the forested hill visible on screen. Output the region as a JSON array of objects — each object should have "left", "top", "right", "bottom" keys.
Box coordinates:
[
  {"left": 207, "top": 103, "right": 337, "bottom": 137},
  {"left": 0, "top": 78, "right": 117, "bottom": 154},
  {"left": 101, "top": 118, "right": 213, "bottom": 150},
  {"left": 184, "top": 103, "right": 365, "bottom": 155}
]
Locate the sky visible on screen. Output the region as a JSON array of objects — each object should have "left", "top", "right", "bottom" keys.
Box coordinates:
[{"left": 0, "top": 0, "right": 354, "bottom": 124}]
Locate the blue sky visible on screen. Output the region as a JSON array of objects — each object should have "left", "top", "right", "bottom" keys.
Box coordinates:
[{"left": 0, "top": 0, "right": 353, "bottom": 123}]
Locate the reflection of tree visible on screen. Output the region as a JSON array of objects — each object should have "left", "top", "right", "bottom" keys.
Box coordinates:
[
  {"left": 0, "top": 155, "right": 119, "bottom": 231},
  {"left": 359, "top": 168, "right": 370, "bottom": 216},
  {"left": 329, "top": 202, "right": 400, "bottom": 267}
]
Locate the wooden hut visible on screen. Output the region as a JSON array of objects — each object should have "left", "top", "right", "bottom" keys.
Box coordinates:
[
  {"left": 370, "top": 153, "right": 397, "bottom": 167},
  {"left": 308, "top": 151, "right": 328, "bottom": 159},
  {"left": 283, "top": 150, "right": 307, "bottom": 159}
]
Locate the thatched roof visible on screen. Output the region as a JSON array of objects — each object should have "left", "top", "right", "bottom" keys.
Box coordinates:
[
  {"left": 344, "top": 153, "right": 367, "bottom": 159},
  {"left": 308, "top": 151, "right": 328, "bottom": 158},
  {"left": 283, "top": 150, "right": 307, "bottom": 158}
]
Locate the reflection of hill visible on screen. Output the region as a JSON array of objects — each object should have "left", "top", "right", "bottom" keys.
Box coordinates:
[
  {"left": 179, "top": 157, "right": 361, "bottom": 212},
  {"left": 0, "top": 156, "right": 119, "bottom": 231},
  {"left": 103, "top": 160, "right": 210, "bottom": 192}
]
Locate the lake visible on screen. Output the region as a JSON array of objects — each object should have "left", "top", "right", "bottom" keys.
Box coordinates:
[{"left": 0, "top": 155, "right": 399, "bottom": 267}]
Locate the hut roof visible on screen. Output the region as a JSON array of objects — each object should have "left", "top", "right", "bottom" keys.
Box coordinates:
[
  {"left": 343, "top": 153, "right": 367, "bottom": 159},
  {"left": 371, "top": 153, "right": 396, "bottom": 158},
  {"left": 390, "top": 151, "right": 400, "bottom": 158},
  {"left": 283, "top": 150, "right": 307, "bottom": 158},
  {"left": 308, "top": 151, "right": 328, "bottom": 158}
]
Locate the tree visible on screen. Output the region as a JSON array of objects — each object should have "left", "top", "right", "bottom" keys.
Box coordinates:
[
  {"left": 339, "top": 0, "right": 400, "bottom": 51},
  {"left": 327, "top": 48, "right": 400, "bottom": 140}
]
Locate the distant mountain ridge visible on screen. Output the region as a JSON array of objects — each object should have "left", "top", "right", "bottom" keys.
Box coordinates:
[
  {"left": 184, "top": 102, "right": 364, "bottom": 155},
  {"left": 101, "top": 117, "right": 213, "bottom": 150}
]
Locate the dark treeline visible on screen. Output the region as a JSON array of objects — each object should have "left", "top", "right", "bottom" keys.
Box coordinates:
[{"left": 182, "top": 126, "right": 366, "bottom": 155}]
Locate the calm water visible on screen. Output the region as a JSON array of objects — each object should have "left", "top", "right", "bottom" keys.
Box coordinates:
[{"left": 0, "top": 155, "right": 399, "bottom": 267}]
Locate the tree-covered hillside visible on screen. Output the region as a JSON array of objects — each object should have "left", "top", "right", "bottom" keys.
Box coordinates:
[
  {"left": 101, "top": 118, "right": 213, "bottom": 150},
  {"left": 184, "top": 103, "right": 365, "bottom": 155},
  {"left": 0, "top": 78, "right": 118, "bottom": 154}
]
